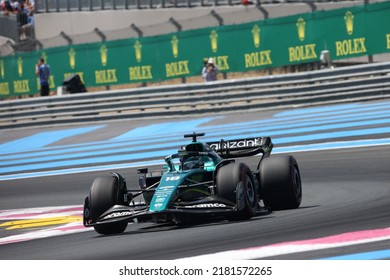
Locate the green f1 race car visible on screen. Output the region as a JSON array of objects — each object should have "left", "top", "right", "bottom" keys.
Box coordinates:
[{"left": 83, "top": 132, "right": 302, "bottom": 235}]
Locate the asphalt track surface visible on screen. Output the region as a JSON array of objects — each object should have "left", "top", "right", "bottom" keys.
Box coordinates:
[{"left": 0, "top": 101, "right": 389, "bottom": 260}]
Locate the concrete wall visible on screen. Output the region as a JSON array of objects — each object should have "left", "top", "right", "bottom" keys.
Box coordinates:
[
  {"left": 32, "top": 1, "right": 390, "bottom": 63},
  {"left": 34, "top": 1, "right": 366, "bottom": 40},
  {"left": 0, "top": 15, "right": 18, "bottom": 42}
]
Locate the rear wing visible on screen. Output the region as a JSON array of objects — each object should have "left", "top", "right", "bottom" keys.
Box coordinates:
[{"left": 207, "top": 137, "right": 273, "bottom": 159}]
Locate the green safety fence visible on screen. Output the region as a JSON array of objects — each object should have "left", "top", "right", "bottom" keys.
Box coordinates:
[{"left": 1, "top": 1, "right": 390, "bottom": 98}]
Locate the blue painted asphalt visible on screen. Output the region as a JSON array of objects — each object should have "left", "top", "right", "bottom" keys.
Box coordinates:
[
  {"left": 1, "top": 137, "right": 389, "bottom": 181},
  {"left": 2, "top": 109, "right": 389, "bottom": 163},
  {"left": 0, "top": 125, "right": 104, "bottom": 154},
  {"left": 1, "top": 105, "right": 389, "bottom": 161},
  {"left": 112, "top": 118, "right": 216, "bottom": 141},
  {"left": 320, "top": 249, "right": 390, "bottom": 260},
  {"left": 0, "top": 101, "right": 390, "bottom": 177}
]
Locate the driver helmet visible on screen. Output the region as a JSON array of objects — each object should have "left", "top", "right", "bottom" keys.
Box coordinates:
[{"left": 183, "top": 142, "right": 220, "bottom": 170}]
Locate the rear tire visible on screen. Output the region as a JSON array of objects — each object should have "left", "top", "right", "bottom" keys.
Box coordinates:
[
  {"left": 89, "top": 176, "right": 128, "bottom": 235},
  {"left": 216, "top": 163, "right": 257, "bottom": 220},
  {"left": 260, "top": 155, "right": 302, "bottom": 210}
]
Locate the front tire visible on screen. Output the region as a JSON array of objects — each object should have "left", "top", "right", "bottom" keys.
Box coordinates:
[
  {"left": 260, "top": 155, "right": 302, "bottom": 210},
  {"left": 216, "top": 163, "right": 257, "bottom": 220},
  {"left": 89, "top": 175, "right": 128, "bottom": 235}
]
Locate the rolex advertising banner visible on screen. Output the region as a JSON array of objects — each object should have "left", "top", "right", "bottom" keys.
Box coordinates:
[
  {"left": 0, "top": 51, "right": 39, "bottom": 97},
  {"left": 1, "top": 1, "right": 390, "bottom": 98}
]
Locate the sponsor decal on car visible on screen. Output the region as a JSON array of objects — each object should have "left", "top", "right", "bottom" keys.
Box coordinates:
[
  {"left": 184, "top": 203, "right": 227, "bottom": 208},
  {"left": 209, "top": 138, "right": 262, "bottom": 150},
  {"left": 166, "top": 176, "right": 181, "bottom": 181},
  {"left": 103, "top": 211, "right": 133, "bottom": 219}
]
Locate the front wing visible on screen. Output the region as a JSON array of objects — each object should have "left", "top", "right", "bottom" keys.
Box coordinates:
[{"left": 84, "top": 199, "right": 241, "bottom": 227}]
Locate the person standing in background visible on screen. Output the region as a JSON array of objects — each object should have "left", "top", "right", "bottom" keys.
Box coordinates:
[
  {"left": 26, "top": 0, "right": 34, "bottom": 13},
  {"left": 20, "top": 1, "right": 34, "bottom": 39},
  {"left": 202, "top": 57, "right": 218, "bottom": 82},
  {"left": 36, "top": 58, "right": 51, "bottom": 96}
]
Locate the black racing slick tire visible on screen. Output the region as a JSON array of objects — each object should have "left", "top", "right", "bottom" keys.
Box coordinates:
[
  {"left": 89, "top": 176, "right": 127, "bottom": 235},
  {"left": 216, "top": 162, "right": 257, "bottom": 220},
  {"left": 260, "top": 155, "right": 302, "bottom": 211}
]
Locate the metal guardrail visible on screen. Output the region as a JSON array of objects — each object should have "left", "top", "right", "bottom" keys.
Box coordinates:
[{"left": 1, "top": 62, "right": 390, "bottom": 130}]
